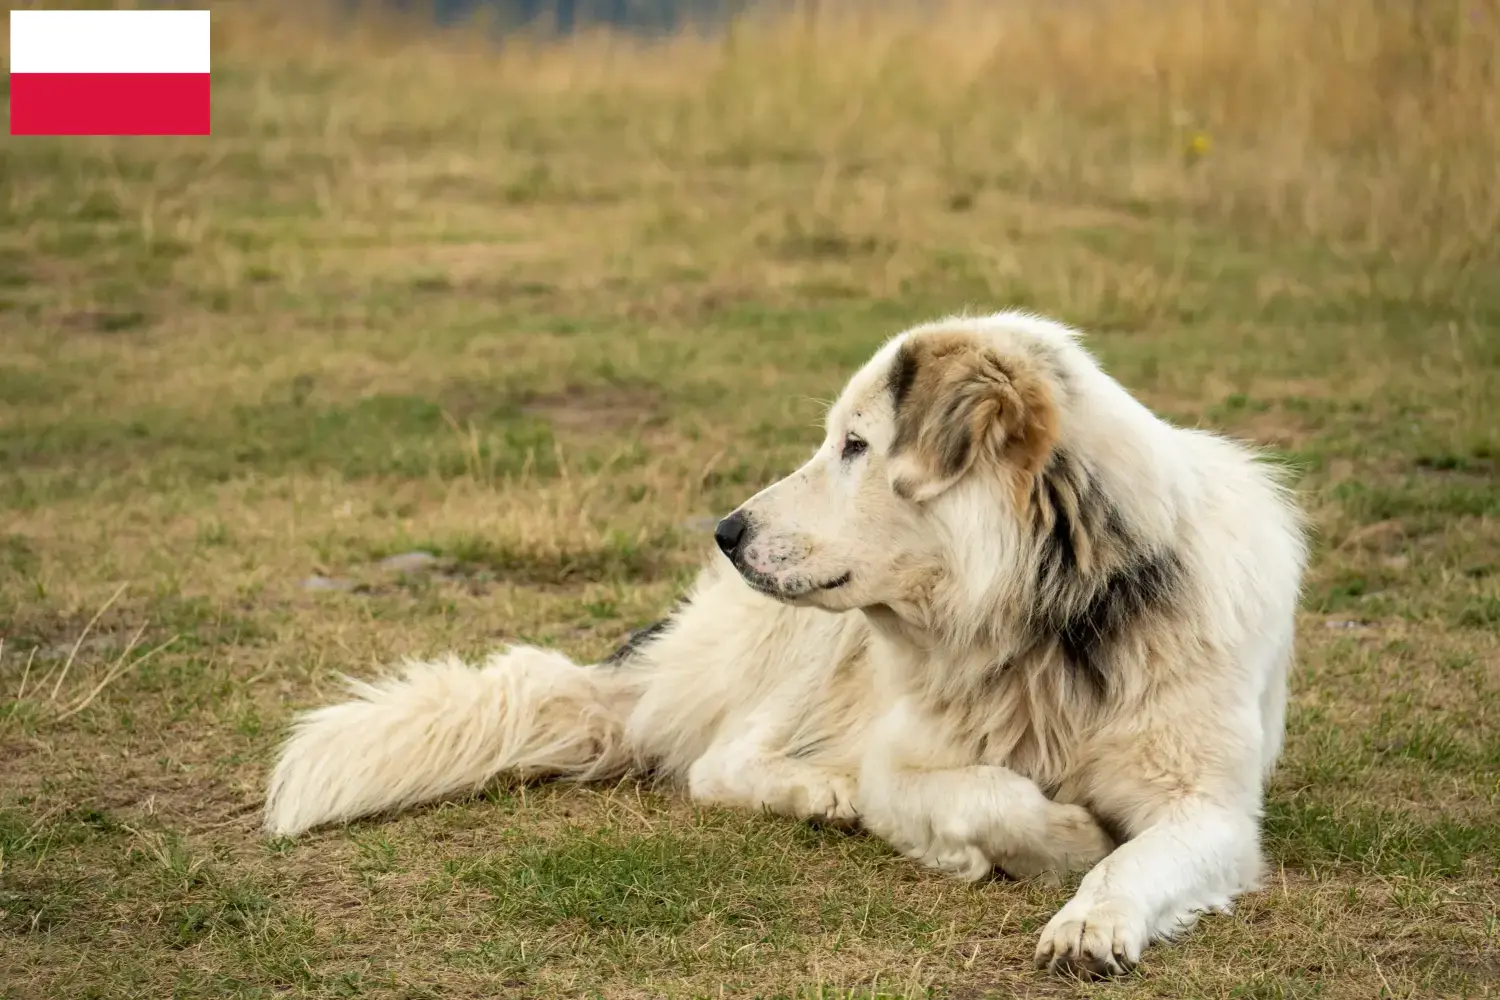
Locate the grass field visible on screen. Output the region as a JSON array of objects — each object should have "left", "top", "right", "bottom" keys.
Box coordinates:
[{"left": 2, "top": 1, "right": 1499, "bottom": 997}]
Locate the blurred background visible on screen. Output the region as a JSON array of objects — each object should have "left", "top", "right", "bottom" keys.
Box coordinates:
[{"left": 388, "top": 0, "right": 737, "bottom": 33}]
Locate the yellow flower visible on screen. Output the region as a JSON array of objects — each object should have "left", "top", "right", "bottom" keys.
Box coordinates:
[{"left": 1186, "top": 132, "right": 1212, "bottom": 158}]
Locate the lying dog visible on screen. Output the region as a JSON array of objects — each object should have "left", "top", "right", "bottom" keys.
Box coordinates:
[{"left": 262, "top": 310, "right": 1307, "bottom": 977}]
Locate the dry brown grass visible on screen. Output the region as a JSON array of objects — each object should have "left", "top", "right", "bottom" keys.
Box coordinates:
[
  {"left": 215, "top": 0, "right": 1500, "bottom": 258},
  {"left": 1, "top": 1, "right": 1498, "bottom": 998}
]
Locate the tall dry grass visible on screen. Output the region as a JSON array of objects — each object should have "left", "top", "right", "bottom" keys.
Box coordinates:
[{"left": 201, "top": 0, "right": 1500, "bottom": 279}]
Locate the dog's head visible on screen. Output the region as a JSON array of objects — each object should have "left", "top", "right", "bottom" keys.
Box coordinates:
[{"left": 715, "top": 316, "right": 1067, "bottom": 615}]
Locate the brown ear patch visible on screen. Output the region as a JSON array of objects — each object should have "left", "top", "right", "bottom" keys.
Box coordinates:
[{"left": 887, "top": 331, "right": 1060, "bottom": 500}]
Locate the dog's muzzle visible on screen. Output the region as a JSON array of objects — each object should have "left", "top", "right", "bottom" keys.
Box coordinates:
[{"left": 714, "top": 509, "right": 750, "bottom": 561}]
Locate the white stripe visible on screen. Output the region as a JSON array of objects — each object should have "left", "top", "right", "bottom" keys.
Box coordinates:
[{"left": 10, "top": 10, "right": 210, "bottom": 74}]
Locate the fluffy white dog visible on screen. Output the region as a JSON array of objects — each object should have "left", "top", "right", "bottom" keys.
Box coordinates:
[{"left": 262, "top": 310, "right": 1307, "bottom": 977}]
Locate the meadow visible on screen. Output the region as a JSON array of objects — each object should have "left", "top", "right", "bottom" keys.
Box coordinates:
[{"left": 1, "top": 1, "right": 1498, "bottom": 996}]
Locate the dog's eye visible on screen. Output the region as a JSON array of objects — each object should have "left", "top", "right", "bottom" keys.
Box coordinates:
[{"left": 841, "top": 433, "right": 868, "bottom": 461}]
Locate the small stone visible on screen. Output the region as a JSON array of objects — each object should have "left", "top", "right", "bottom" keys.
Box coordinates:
[
  {"left": 302, "top": 575, "right": 356, "bottom": 592},
  {"left": 378, "top": 551, "right": 439, "bottom": 574},
  {"left": 1323, "top": 619, "right": 1369, "bottom": 631}
]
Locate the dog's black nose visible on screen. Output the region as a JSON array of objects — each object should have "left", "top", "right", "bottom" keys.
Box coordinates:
[{"left": 714, "top": 510, "right": 749, "bottom": 558}]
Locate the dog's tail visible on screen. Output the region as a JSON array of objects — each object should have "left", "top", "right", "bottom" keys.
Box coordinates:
[{"left": 262, "top": 646, "right": 639, "bottom": 838}]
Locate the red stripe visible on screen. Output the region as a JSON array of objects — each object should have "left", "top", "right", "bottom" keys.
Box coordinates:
[{"left": 9, "top": 73, "right": 210, "bottom": 136}]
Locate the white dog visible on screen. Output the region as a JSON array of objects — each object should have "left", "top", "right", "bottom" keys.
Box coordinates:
[{"left": 262, "top": 310, "right": 1307, "bottom": 977}]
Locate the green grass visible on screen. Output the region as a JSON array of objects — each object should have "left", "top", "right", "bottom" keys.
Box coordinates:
[{"left": 2, "top": 2, "right": 1499, "bottom": 998}]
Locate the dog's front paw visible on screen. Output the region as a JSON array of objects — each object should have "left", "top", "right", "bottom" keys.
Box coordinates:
[
  {"left": 913, "top": 838, "right": 993, "bottom": 881},
  {"left": 1033, "top": 897, "right": 1149, "bottom": 979},
  {"left": 789, "top": 771, "right": 860, "bottom": 829},
  {"left": 1000, "top": 803, "right": 1115, "bottom": 881},
  {"left": 862, "top": 806, "right": 993, "bottom": 881},
  {"left": 878, "top": 824, "right": 995, "bottom": 881},
  {"left": 1050, "top": 803, "right": 1116, "bottom": 864}
]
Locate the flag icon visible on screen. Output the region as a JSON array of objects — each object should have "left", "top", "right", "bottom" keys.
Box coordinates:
[{"left": 9, "top": 9, "right": 211, "bottom": 136}]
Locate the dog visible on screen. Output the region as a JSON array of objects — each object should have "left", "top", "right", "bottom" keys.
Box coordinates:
[{"left": 262, "top": 310, "right": 1307, "bottom": 977}]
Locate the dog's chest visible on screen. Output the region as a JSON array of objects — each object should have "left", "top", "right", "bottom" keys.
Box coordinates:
[{"left": 911, "top": 650, "right": 1091, "bottom": 791}]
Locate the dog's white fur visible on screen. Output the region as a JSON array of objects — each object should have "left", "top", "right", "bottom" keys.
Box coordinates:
[{"left": 263, "top": 311, "right": 1307, "bottom": 977}]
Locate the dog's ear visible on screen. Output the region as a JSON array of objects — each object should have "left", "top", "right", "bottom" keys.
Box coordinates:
[{"left": 885, "top": 336, "right": 1058, "bottom": 503}]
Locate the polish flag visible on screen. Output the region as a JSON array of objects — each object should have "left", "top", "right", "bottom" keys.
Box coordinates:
[{"left": 9, "top": 9, "right": 211, "bottom": 136}]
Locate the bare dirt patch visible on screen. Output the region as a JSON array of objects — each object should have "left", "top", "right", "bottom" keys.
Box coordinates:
[{"left": 520, "top": 384, "right": 665, "bottom": 435}]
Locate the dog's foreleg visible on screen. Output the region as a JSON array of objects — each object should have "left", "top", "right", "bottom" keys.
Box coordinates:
[
  {"left": 1031, "top": 795, "right": 1261, "bottom": 978},
  {"left": 685, "top": 709, "right": 859, "bottom": 827},
  {"left": 857, "top": 700, "right": 1112, "bottom": 882},
  {"left": 858, "top": 758, "right": 1113, "bottom": 882},
  {"left": 688, "top": 750, "right": 860, "bottom": 827},
  {"left": 1032, "top": 696, "right": 1267, "bottom": 979}
]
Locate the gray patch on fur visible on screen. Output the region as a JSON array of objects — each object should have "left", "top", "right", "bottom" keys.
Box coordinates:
[
  {"left": 602, "top": 597, "right": 691, "bottom": 666},
  {"left": 887, "top": 343, "right": 919, "bottom": 414},
  {"left": 1028, "top": 450, "right": 1186, "bottom": 696}
]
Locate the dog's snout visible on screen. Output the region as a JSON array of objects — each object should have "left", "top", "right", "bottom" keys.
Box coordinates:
[{"left": 714, "top": 510, "right": 750, "bottom": 559}]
